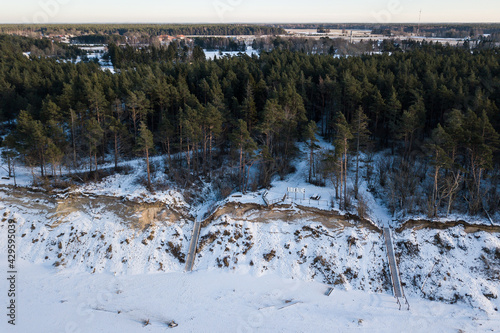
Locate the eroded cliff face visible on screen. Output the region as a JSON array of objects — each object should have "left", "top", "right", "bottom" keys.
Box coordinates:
[
  {"left": 0, "top": 187, "right": 498, "bottom": 313},
  {"left": 0, "top": 187, "right": 190, "bottom": 229}
]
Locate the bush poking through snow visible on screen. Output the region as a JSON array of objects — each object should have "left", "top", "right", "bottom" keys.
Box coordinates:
[
  {"left": 166, "top": 241, "right": 185, "bottom": 263},
  {"left": 263, "top": 250, "right": 276, "bottom": 262},
  {"left": 433, "top": 233, "right": 455, "bottom": 251}
]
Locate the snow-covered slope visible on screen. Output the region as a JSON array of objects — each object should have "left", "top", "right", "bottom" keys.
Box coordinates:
[
  {"left": 0, "top": 135, "right": 499, "bottom": 331},
  {"left": 1, "top": 191, "right": 498, "bottom": 316},
  {"left": 0, "top": 189, "right": 191, "bottom": 275},
  {"left": 396, "top": 225, "right": 500, "bottom": 313}
]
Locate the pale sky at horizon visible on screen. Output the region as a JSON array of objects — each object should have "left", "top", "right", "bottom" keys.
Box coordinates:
[{"left": 1, "top": 0, "right": 499, "bottom": 24}]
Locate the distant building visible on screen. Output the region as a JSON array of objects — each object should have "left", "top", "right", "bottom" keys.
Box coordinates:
[
  {"left": 157, "top": 35, "right": 177, "bottom": 46},
  {"left": 156, "top": 35, "right": 192, "bottom": 46}
]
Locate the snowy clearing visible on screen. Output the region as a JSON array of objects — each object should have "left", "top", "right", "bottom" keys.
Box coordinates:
[{"left": 0, "top": 257, "right": 498, "bottom": 333}]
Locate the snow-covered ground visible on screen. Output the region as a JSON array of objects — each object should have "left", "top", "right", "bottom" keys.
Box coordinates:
[
  {"left": 204, "top": 46, "right": 258, "bottom": 60},
  {"left": 0, "top": 131, "right": 499, "bottom": 331},
  {"left": 227, "top": 138, "right": 498, "bottom": 228},
  {"left": 0, "top": 191, "right": 499, "bottom": 331},
  {"left": 1, "top": 256, "right": 498, "bottom": 333},
  {"left": 72, "top": 46, "right": 115, "bottom": 73},
  {"left": 227, "top": 139, "right": 396, "bottom": 226},
  {"left": 69, "top": 157, "right": 186, "bottom": 206},
  {"left": 0, "top": 152, "right": 187, "bottom": 207}
]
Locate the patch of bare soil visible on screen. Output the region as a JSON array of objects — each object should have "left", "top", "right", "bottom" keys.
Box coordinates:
[
  {"left": 0, "top": 186, "right": 189, "bottom": 230},
  {"left": 0, "top": 186, "right": 57, "bottom": 212},
  {"left": 396, "top": 219, "right": 500, "bottom": 234},
  {"left": 201, "top": 202, "right": 381, "bottom": 233}
]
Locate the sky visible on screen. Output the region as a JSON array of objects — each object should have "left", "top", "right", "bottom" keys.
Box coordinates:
[{"left": 1, "top": 0, "right": 499, "bottom": 24}]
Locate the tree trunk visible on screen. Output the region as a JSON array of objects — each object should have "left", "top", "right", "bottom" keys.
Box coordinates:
[
  {"left": 167, "top": 138, "right": 171, "bottom": 169},
  {"left": 39, "top": 149, "right": 45, "bottom": 177},
  {"left": 114, "top": 132, "right": 119, "bottom": 171},
  {"left": 94, "top": 151, "right": 98, "bottom": 181},
  {"left": 186, "top": 141, "right": 191, "bottom": 172},
  {"left": 71, "top": 111, "right": 76, "bottom": 169},
  {"left": 441, "top": 170, "right": 461, "bottom": 217},
  {"left": 239, "top": 143, "right": 243, "bottom": 192},
  {"left": 355, "top": 124, "right": 360, "bottom": 198},
  {"left": 179, "top": 124, "right": 183, "bottom": 165},
  {"left": 209, "top": 131, "right": 213, "bottom": 177},
  {"left": 132, "top": 109, "right": 137, "bottom": 142},
  {"left": 339, "top": 157, "right": 344, "bottom": 209},
  {"left": 203, "top": 130, "right": 207, "bottom": 174},
  {"left": 146, "top": 148, "right": 151, "bottom": 190},
  {"left": 344, "top": 141, "right": 348, "bottom": 209},
  {"left": 433, "top": 164, "right": 439, "bottom": 217},
  {"left": 245, "top": 160, "right": 257, "bottom": 193},
  {"left": 6, "top": 155, "right": 12, "bottom": 177},
  {"left": 308, "top": 142, "right": 313, "bottom": 183},
  {"left": 12, "top": 161, "right": 16, "bottom": 187}
]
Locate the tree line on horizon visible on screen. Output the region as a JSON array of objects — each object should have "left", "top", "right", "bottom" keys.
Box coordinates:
[
  {"left": 0, "top": 24, "right": 286, "bottom": 38},
  {"left": 0, "top": 35, "right": 499, "bottom": 218}
]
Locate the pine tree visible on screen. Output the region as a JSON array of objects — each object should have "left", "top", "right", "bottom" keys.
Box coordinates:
[
  {"left": 84, "top": 118, "right": 103, "bottom": 177},
  {"left": 16, "top": 110, "right": 47, "bottom": 178},
  {"left": 203, "top": 103, "right": 223, "bottom": 174},
  {"left": 334, "top": 112, "right": 353, "bottom": 209},
  {"left": 350, "top": 106, "right": 370, "bottom": 198},
  {"left": 1, "top": 134, "right": 18, "bottom": 186},
  {"left": 45, "top": 119, "right": 66, "bottom": 178},
  {"left": 462, "top": 109, "right": 499, "bottom": 214},
  {"left": 192, "top": 45, "right": 206, "bottom": 62},
  {"left": 342, "top": 70, "right": 362, "bottom": 121},
  {"left": 127, "top": 91, "right": 151, "bottom": 143},
  {"left": 231, "top": 119, "right": 257, "bottom": 193},
  {"left": 138, "top": 121, "right": 154, "bottom": 190},
  {"left": 180, "top": 104, "right": 202, "bottom": 172},
  {"left": 305, "top": 120, "right": 319, "bottom": 183},
  {"left": 108, "top": 116, "right": 127, "bottom": 171},
  {"left": 86, "top": 80, "right": 108, "bottom": 123},
  {"left": 69, "top": 109, "right": 79, "bottom": 169},
  {"left": 426, "top": 124, "right": 452, "bottom": 217},
  {"left": 258, "top": 98, "right": 284, "bottom": 155},
  {"left": 369, "top": 88, "right": 385, "bottom": 135},
  {"left": 257, "top": 98, "right": 284, "bottom": 186},
  {"left": 45, "top": 139, "right": 63, "bottom": 178},
  {"left": 158, "top": 116, "right": 175, "bottom": 169},
  {"left": 40, "top": 99, "right": 62, "bottom": 123},
  {"left": 241, "top": 82, "right": 257, "bottom": 133},
  {"left": 385, "top": 87, "right": 402, "bottom": 152},
  {"left": 397, "top": 98, "right": 425, "bottom": 159}
]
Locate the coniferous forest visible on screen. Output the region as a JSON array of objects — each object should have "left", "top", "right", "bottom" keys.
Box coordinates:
[
  {"left": 0, "top": 34, "right": 499, "bottom": 219},
  {"left": 0, "top": 24, "right": 286, "bottom": 39}
]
